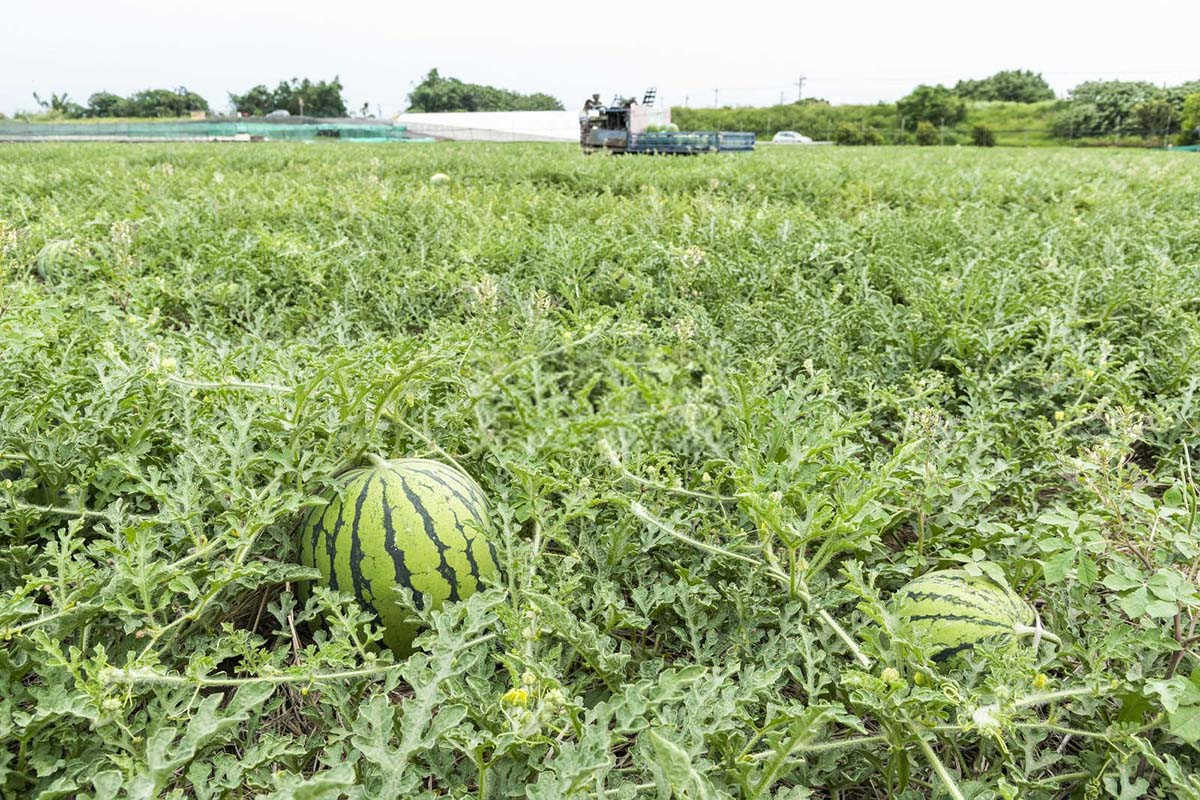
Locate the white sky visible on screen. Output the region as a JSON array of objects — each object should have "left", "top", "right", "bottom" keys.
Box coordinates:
[{"left": 3, "top": 0, "right": 1197, "bottom": 116}]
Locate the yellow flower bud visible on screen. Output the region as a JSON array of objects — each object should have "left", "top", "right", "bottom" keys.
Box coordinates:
[{"left": 501, "top": 688, "right": 529, "bottom": 707}]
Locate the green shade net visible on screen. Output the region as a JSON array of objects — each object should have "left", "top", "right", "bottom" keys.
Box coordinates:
[{"left": 0, "top": 120, "right": 429, "bottom": 142}]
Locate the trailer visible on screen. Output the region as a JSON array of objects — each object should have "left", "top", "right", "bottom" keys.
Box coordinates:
[{"left": 580, "top": 89, "right": 754, "bottom": 155}]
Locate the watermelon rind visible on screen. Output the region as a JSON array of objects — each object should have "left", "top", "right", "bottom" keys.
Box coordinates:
[
  {"left": 298, "top": 458, "right": 500, "bottom": 655},
  {"left": 892, "top": 568, "right": 1034, "bottom": 662}
]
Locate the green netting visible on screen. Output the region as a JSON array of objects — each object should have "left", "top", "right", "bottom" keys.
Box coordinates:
[{"left": 0, "top": 120, "right": 429, "bottom": 142}]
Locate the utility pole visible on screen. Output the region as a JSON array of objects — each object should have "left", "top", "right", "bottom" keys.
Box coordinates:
[
  {"left": 797, "top": 75, "right": 806, "bottom": 102},
  {"left": 713, "top": 88, "right": 719, "bottom": 107},
  {"left": 684, "top": 94, "right": 689, "bottom": 107},
  {"left": 780, "top": 91, "right": 785, "bottom": 106}
]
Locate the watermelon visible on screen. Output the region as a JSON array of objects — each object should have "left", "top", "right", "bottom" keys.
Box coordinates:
[
  {"left": 892, "top": 569, "right": 1034, "bottom": 661},
  {"left": 299, "top": 457, "right": 500, "bottom": 655}
]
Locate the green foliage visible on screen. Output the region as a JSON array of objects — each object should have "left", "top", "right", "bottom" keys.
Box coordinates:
[
  {"left": 915, "top": 120, "right": 938, "bottom": 145},
  {"left": 406, "top": 68, "right": 564, "bottom": 112},
  {"left": 32, "top": 92, "right": 86, "bottom": 118},
  {"left": 229, "top": 77, "right": 346, "bottom": 117},
  {"left": 35, "top": 87, "right": 211, "bottom": 119},
  {"left": 833, "top": 123, "right": 858, "bottom": 145},
  {"left": 1134, "top": 99, "right": 1176, "bottom": 138},
  {"left": 85, "top": 91, "right": 129, "bottom": 118},
  {"left": 1051, "top": 80, "right": 1200, "bottom": 139},
  {"left": 1051, "top": 101, "right": 1104, "bottom": 139},
  {"left": 1179, "top": 93, "right": 1200, "bottom": 145},
  {"left": 125, "top": 87, "right": 210, "bottom": 118},
  {"left": 2, "top": 143, "right": 1200, "bottom": 798},
  {"left": 833, "top": 123, "right": 882, "bottom": 146},
  {"left": 897, "top": 84, "right": 966, "bottom": 126},
  {"left": 1070, "top": 80, "right": 1159, "bottom": 136},
  {"left": 676, "top": 102, "right": 897, "bottom": 142},
  {"left": 677, "top": 100, "right": 1060, "bottom": 146},
  {"left": 970, "top": 124, "right": 996, "bottom": 147},
  {"left": 955, "top": 70, "right": 1056, "bottom": 103}
]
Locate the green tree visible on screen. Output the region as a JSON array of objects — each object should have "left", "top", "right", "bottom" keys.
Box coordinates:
[
  {"left": 897, "top": 85, "right": 966, "bottom": 126},
  {"left": 85, "top": 92, "right": 131, "bottom": 118},
  {"left": 954, "top": 70, "right": 1055, "bottom": 103},
  {"left": 1061, "top": 80, "right": 1158, "bottom": 137},
  {"left": 406, "top": 69, "right": 563, "bottom": 112},
  {"left": 229, "top": 77, "right": 347, "bottom": 117},
  {"left": 1133, "top": 98, "right": 1175, "bottom": 138},
  {"left": 1180, "top": 93, "right": 1200, "bottom": 144},
  {"left": 126, "top": 87, "right": 208, "bottom": 117}
]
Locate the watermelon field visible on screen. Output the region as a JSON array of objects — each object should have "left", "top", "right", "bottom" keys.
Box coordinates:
[{"left": 2, "top": 141, "right": 1200, "bottom": 799}]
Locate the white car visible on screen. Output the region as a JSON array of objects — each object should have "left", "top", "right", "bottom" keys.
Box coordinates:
[{"left": 771, "top": 131, "right": 813, "bottom": 144}]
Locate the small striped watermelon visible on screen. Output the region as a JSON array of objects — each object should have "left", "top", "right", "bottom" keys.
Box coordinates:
[
  {"left": 298, "top": 456, "right": 500, "bottom": 655},
  {"left": 892, "top": 569, "right": 1034, "bottom": 662}
]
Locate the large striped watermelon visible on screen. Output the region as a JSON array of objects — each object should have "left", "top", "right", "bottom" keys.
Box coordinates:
[
  {"left": 298, "top": 456, "right": 500, "bottom": 655},
  {"left": 892, "top": 569, "right": 1035, "bottom": 662}
]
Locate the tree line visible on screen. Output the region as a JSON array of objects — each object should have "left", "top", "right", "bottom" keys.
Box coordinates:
[
  {"left": 674, "top": 70, "right": 1200, "bottom": 146},
  {"left": 19, "top": 69, "right": 565, "bottom": 120}
]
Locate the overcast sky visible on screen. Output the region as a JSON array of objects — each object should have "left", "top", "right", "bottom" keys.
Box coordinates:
[{"left": 4, "top": 0, "right": 1197, "bottom": 116}]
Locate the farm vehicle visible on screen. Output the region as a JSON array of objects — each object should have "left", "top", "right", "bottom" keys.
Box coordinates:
[{"left": 580, "top": 88, "right": 754, "bottom": 155}]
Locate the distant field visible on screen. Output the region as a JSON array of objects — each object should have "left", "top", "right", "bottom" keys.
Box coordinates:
[{"left": 2, "top": 142, "right": 1199, "bottom": 798}]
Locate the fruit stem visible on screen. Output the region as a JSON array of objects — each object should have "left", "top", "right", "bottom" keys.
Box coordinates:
[
  {"left": 1013, "top": 624, "right": 1062, "bottom": 644},
  {"left": 366, "top": 453, "right": 391, "bottom": 471}
]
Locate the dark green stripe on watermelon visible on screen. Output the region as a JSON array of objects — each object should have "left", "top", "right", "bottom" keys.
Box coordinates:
[
  {"left": 323, "top": 489, "right": 349, "bottom": 592},
  {"left": 394, "top": 471, "right": 461, "bottom": 603},
  {"left": 405, "top": 462, "right": 488, "bottom": 526},
  {"left": 347, "top": 474, "right": 376, "bottom": 608},
  {"left": 892, "top": 568, "right": 1034, "bottom": 664},
  {"left": 898, "top": 590, "right": 1012, "bottom": 621},
  {"left": 380, "top": 477, "right": 421, "bottom": 609},
  {"left": 906, "top": 614, "right": 1013, "bottom": 630}
]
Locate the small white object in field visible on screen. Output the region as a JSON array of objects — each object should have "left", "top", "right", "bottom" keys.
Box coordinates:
[{"left": 430, "top": 173, "right": 450, "bottom": 184}]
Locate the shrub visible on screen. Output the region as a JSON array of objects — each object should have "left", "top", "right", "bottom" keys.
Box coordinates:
[
  {"left": 862, "top": 128, "right": 884, "bottom": 145},
  {"left": 898, "top": 85, "right": 966, "bottom": 126},
  {"left": 971, "top": 124, "right": 997, "bottom": 147},
  {"left": 834, "top": 123, "right": 864, "bottom": 145},
  {"left": 915, "top": 121, "right": 938, "bottom": 145}
]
